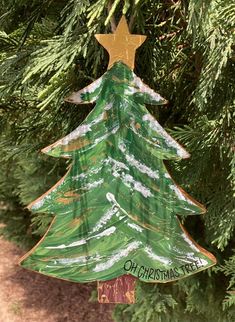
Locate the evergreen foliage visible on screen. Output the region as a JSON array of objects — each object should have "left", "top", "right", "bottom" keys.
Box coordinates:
[{"left": 0, "top": 0, "right": 234, "bottom": 321}]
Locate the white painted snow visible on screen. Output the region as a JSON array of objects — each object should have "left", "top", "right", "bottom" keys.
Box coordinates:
[
  {"left": 127, "top": 222, "right": 143, "bottom": 232},
  {"left": 142, "top": 114, "right": 189, "bottom": 158},
  {"left": 31, "top": 198, "right": 46, "bottom": 210},
  {"left": 46, "top": 227, "right": 116, "bottom": 250},
  {"left": 133, "top": 75, "right": 165, "bottom": 102},
  {"left": 164, "top": 173, "right": 171, "bottom": 178},
  {"left": 124, "top": 86, "right": 136, "bottom": 95},
  {"left": 46, "top": 239, "right": 87, "bottom": 249},
  {"left": 72, "top": 173, "right": 86, "bottom": 181},
  {"left": 55, "top": 253, "right": 102, "bottom": 265},
  {"left": 169, "top": 185, "right": 194, "bottom": 205},
  {"left": 106, "top": 157, "right": 129, "bottom": 171},
  {"left": 106, "top": 192, "right": 129, "bottom": 217},
  {"left": 124, "top": 174, "right": 153, "bottom": 197},
  {"left": 115, "top": 171, "right": 153, "bottom": 198},
  {"left": 66, "top": 77, "right": 102, "bottom": 104},
  {"left": 43, "top": 110, "right": 109, "bottom": 153},
  {"left": 84, "top": 179, "right": 104, "bottom": 190},
  {"left": 93, "top": 241, "right": 142, "bottom": 272},
  {"left": 72, "top": 166, "right": 103, "bottom": 181},
  {"left": 181, "top": 233, "right": 199, "bottom": 252},
  {"left": 106, "top": 192, "right": 118, "bottom": 204},
  {"left": 118, "top": 141, "right": 159, "bottom": 179},
  {"left": 126, "top": 153, "right": 159, "bottom": 179},
  {"left": 56, "top": 256, "right": 88, "bottom": 265},
  {"left": 123, "top": 75, "right": 165, "bottom": 103},
  {"left": 106, "top": 157, "right": 153, "bottom": 198},
  {"left": 196, "top": 258, "right": 208, "bottom": 266},
  {"left": 60, "top": 112, "right": 106, "bottom": 145},
  {"left": 93, "top": 125, "right": 119, "bottom": 145},
  {"left": 31, "top": 178, "right": 60, "bottom": 210},
  {"left": 104, "top": 102, "right": 113, "bottom": 110},
  {"left": 183, "top": 207, "right": 197, "bottom": 213},
  {"left": 92, "top": 205, "right": 119, "bottom": 232},
  {"left": 176, "top": 252, "right": 208, "bottom": 266},
  {"left": 144, "top": 246, "right": 172, "bottom": 265},
  {"left": 94, "top": 226, "right": 116, "bottom": 238}
]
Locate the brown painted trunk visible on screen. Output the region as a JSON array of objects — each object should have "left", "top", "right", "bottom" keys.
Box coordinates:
[{"left": 97, "top": 274, "right": 137, "bottom": 304}]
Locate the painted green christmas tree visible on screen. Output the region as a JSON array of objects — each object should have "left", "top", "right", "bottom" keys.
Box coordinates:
[
  {"left": 20, "top": 17, "right": 216, "bottom": 287},
  {"left": 20, "top": 59, "right": 216, "bottom": 283}
]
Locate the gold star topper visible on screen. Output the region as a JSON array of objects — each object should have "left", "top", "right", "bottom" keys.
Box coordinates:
[{"left": 95, "top": 16, "right": 147, "bottom": 70}]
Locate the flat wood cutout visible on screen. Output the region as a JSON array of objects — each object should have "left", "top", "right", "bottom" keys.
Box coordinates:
[{"left": 19, "top": 16, "right": 216, "bottom": 304}]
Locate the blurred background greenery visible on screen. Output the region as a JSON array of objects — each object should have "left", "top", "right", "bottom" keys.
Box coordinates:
[{"left": 0, "top": 1, "right": 234, "bottom": 321}]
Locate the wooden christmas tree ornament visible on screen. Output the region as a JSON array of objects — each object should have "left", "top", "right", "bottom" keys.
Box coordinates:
[{"left": 19, "top": 16, "right": 216, "bottom": 304}]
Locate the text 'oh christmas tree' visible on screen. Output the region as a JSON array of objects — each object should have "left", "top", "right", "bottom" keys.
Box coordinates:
[{"left": 20, "top": 16, "right": 216, "bottom": 304}]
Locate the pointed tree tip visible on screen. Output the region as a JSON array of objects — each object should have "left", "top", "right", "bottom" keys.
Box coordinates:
[
  {"left": 41, "top": 146, "right": 49, "bottom": 154},
  {"left": 64, "top": 96, "right": 74, "bottom": 103},
  {"left": 26, "top": 202, "right": 33, "bottom": 210}
]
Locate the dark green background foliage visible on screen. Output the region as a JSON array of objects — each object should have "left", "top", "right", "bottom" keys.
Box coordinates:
[{"left": 0, "top": 0, "right": 234, "bottom": 321}]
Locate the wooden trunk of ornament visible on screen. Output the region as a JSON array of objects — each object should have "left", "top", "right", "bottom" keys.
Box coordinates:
[
  {"left": 98, "top": 275, "right": 136, "bottom": 304},
  {"left": 19, "top": 16, "right": 216, "bottom": 304}
]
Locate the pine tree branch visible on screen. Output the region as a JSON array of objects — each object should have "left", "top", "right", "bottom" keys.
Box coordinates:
[
  {"left": 129, "top": 10, "right": 136, "bottom": 32},
  {"left": 107, "top": 1, "right": 117, "bottom": 32}
]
